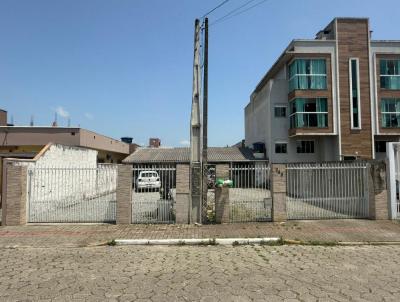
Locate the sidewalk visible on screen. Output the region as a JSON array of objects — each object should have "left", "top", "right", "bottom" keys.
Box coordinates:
[{"left": 1, "top": 219, "right": 400, "bottom": 247}]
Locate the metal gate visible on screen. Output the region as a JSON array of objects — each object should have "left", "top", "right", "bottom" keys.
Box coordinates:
[
  {"left": 28, "top": 165, "right": 117, "bottom": 223},
  {"left": 202, "top": 164, "right": 216, "bottom": 224},
  {"left": 286, "top": 161, "right": 369, "bottom": 220},
  {"left": 387, "top": 142, "right": 400, "bottom": 219},
  {"left": 229, "top": 162, "right": 271, "bottom": 222},
  {"left": 131, "top": 164, "right": 176, "bottom": 224}
]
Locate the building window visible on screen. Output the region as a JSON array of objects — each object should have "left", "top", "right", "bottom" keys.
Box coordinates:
[
  {"left": 289, "top": 98, "right": 328, "bottom": 128},
  {"left": 274, "top": 106, "right": 287, "bottom": 118},
  {"left": 296, "top": 141, "right": 315, "bottom": 153},
  {"left": 375, "top": 141, "right": 387, "bottom": 153},
  {"left": 381, "top": 98, "right": 400, "bottom": 128},
  {"left": 275, "top": 143, "right": 287, "bottom": 154},
  {"left": 349, "top": 58, "right": 361, "bottom": 129},
  {"left": 289, "top": 59, "right": 327, "bottom": 92},
  {"left": 380, "top": 59, "right": 400, "bottom": 90}
]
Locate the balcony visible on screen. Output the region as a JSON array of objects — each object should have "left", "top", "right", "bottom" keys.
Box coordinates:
[{"left": 290, "top": 113, "right": 328, "bottom": 128}]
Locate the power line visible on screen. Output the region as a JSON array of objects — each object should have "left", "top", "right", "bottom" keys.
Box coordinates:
[
  {"left": 210, "top": 0, "right": 258, "bottom": 25},
  {"left": 211, "top": 0, "right": 270, "bottom": 26},
  {"left": 201, "top": 0, "right": 230, "bottom": 18}
]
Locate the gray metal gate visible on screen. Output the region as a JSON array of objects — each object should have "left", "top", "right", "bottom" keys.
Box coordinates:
[
  {"left": 229, "top": 162, "right": 271, "bottom": 222},
  {"left": 28, "top": 165, "right": 117, "bottom": 223},
  {"left": 286, "top": 161, "right": 369, "bottom": 220},
  {"left": 202, "top": 164, "right": 216, "bottom": 224},
  {"left": 131, "top": 164, "right": 176, "bottom": 224},
  {"left": 387, "top": 142, "right": 400, "bottom": 219}
]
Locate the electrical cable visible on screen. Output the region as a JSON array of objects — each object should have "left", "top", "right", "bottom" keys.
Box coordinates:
[{"left": 201, "top": 0, "right": 230, "bottom": 18}]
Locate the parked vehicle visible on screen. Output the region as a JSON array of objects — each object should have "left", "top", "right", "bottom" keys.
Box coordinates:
[{"left": 135, "top": 171, "right": 161, "bottom": 191}]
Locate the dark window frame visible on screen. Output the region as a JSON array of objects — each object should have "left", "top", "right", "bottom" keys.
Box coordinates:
[
  {"left": 275, "top": 143, "right": 287, "bottom": 154},
  {"left": 296, "top": 140, "right": 315, "bottom": 154},
  {"left": 274, "top": 106, "right": 287, "bottom": 118}
]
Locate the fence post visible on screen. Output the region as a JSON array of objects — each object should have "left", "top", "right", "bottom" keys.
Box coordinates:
[
  {"left": 176, "top": 164, "right": 190, "bottom": 224},
  {"left": 215, "top": 186, "right": 230, "bottom": 223},
  {"left": 116, "top": 165, "right": 132, "bottom": 224},
  {"left": 271, "top": 164, "right": 287, "bottom": 222},
  {"left": 215, "top": 164, "right": 230, "bottom": 179},
  {"left": 368, "top": 161, "right": 389, "bottom": 220},
  {"left": 2, "top": 161, "right": 28, "bottom": 226}
]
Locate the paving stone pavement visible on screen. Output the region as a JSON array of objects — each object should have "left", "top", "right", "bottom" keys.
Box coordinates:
[
  {"left": 1, "top": 220, "right": 400, "bottom": 247},
  {"left": 1, "top": 244, "right": 400, "bottom": 301}
]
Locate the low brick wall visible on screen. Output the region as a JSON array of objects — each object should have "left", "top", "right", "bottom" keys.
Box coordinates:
[
  {"left": 215, "top": 187, "right": 230, "bottom": 223},
  {"left": 176, "top": 164, "right": 190, "bottom": 224},
  {"left": 2, "top": 162, "right": 27, "bottom": 226},
  {"left": 271, "top": 164, "right": 287, "bottom": 222},
  {"left": 368, "top": 161, "right": 389, "bottom": 220},
  {"left": 116, "top": 165, "right": 132, "bottom": 224}
]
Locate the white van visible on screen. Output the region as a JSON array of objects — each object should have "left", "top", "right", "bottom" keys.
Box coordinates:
[{"left": 135, "top": 171, "right": 161, "bottom": 191}]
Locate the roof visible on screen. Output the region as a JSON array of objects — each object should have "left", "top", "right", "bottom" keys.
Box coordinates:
[{"left": 123, "top": 147, "right": 258, "bottom": 164}]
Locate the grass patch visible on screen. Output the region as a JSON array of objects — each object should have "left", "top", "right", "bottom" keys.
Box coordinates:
[
  {"left": 198, "top": 238, "right": 218, "bottom": 246},
  {"left": 304, "top": 240, "right": 338, "bottom": 246},
  {"left": 107, "top": 239, "right": 117, "bottom": 246},
  {"left": 260, "top": 237, "right": 284, "bottom": 246}
]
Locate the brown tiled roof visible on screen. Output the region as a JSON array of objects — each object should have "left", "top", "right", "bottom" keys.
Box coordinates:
[{"left": 122, "top": 147, "right": 257, "bottom": 164}]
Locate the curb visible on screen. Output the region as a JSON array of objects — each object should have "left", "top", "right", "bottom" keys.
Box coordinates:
[{"left": 114, "top": 237, "right": 281, "bottom": 246}]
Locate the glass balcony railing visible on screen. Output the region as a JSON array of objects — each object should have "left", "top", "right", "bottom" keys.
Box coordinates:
[
  {"left": 382, "top": 113, "right": 400, "bottom": 128},
  {"left": 288, "top": 75, "right": 327, "bottom": 92},
  {"left": 290, "top": 113, "right": 328, "bottom": 128},
  {"left": 380, "top": 76, "right": 400, "bottom": 90}
]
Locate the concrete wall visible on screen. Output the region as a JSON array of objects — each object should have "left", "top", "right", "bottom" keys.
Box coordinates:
[
  {"left": 0, "top": 127, "right": 80, "bottom": 147},
  {"left": 34, "top": 144, "right": 97, "bottom": 168},
  {"left": 79, "top": 129, "right": 129, "bottom": 155}
]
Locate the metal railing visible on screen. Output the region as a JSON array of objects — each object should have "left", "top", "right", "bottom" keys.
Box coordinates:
[
  {"left": 228, "top": 162, "right": 271, "bottom": 223},
  {"left": 27, "top": 165, "right": 117, "bottom": 223},
  {"left": 286, "top": 161, "right": 369, "bottom": 220},
  {"left": 131, "top": 164, "right": 176, "bottom": 224}
]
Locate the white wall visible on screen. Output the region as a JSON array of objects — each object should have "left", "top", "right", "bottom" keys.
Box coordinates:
[{"left": 34, "top": 144, "right": 97, "bottom": 168}]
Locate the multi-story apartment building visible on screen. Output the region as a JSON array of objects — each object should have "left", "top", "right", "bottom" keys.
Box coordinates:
[{"left": 245, "top": 18, "right": 400, "bottom": 162}]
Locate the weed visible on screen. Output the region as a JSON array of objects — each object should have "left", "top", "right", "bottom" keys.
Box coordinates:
[
  {"left": 209, "top": 238, "right": 217, "bottom": 245},
  {"left": 260, "top": 237, "right": 284, "bottom": 246},
  {"left": 306, "top": 240, "right": 337, "bottom": 246},
  {"left": 107, "top": 239, "right": 117, "bottom": 246},
  {"left": 198, "top": 238, "right": 218, "bottom": 246},
  {"left": 232, "top": 241, "right": 240, "bottom": 246}
]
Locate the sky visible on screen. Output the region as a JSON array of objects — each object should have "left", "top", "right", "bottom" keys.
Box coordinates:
[{"left": 1, "top": 0, "right": 400, "bottom": 147}]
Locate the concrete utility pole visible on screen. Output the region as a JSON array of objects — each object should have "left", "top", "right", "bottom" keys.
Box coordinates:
[
  {"left": 201, "top": 18, "right": 209, "bottom": 223},
  {"left": 190, "top": 19, "right": 202, "bottom": 223}
]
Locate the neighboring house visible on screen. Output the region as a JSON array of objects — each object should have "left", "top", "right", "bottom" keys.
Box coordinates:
[
  {"left": 0, "top": 109, "right": 130, "bottom": 164},
  {"left": 245, "top": 17, "right": 400, "bottom": 163},
  {"left": 0, "top": 126, "right": 129, "bottom": 163},
  {"left": 123, "top": 146, "right": 258, "bottom": 164}
]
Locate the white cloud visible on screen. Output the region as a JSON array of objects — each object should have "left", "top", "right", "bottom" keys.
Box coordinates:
[
  {"left": 84, "top": 113, "right": 94, "bottom": 120},
  {"left": 55, "top": 106, "right": 69, "bottom": 118},
  {"left": 180, "top": 140, "right": 190, "bottom": 146}
]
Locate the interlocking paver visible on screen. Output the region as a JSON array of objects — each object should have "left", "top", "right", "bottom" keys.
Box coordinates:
[{"left": 0, "top": 245, "right": 400, "bottom": 301}]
